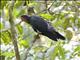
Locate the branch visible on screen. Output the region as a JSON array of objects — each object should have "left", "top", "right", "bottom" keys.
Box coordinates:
[
  {"left": 35, "top": 2, "right": 54, "bottom": 15},
  {"left": 23, "top": 34, "right": 40, "bottom": 60},
  {"left": 8, "top": 1, "right": 20, "bottom": 60},
  {"left": 44, "top": 0, "right": 48, "bottom": 13}
]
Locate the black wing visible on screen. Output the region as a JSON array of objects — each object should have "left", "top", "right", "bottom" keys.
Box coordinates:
[
  {"left": 30, "top": 16, "right": 48, "bottom": 32},
  {"left": 47, "top": 22, "right": 65, "bottom": 40}
]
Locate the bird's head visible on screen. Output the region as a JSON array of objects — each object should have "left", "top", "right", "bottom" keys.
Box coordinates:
[{"left": 21, "top": 15, "right": 30, "bottom": 23}]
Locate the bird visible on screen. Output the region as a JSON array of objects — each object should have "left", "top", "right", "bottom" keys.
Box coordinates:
[{"left": 21, "top": 15, "right": 65, "bottom": 41}]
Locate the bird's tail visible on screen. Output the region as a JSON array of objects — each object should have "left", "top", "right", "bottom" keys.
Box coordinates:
[
  {"left": 55, "top": 32, "right": 65, "bottom": 40},
  {"left": 42, "top": 31, "right": 65, "bottom": 41}
]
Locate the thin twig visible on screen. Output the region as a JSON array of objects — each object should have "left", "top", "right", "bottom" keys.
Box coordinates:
[
  {"left": 35, "top": 2, "right": 54, "bottom": 15},
  {"left": 23, "top": 34, "right": 40, "bottom": 60},
  {"left": 44, "top": 0, "right": 48, "bottom": 13}
]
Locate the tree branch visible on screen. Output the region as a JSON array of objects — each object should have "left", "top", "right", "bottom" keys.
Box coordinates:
[
  {"left": 44, "top": 0, "right": 48, "bottom": 13},
  {"left": 8, "top": 1, "right": 20, "bottom": 60},
  {"left": 23, "top": 34, "right": 40, "bottom": 60}
]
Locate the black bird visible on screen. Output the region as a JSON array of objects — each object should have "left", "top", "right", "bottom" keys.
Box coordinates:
[{"left": 21, "top": 15, "right": 65, "bottom": 41}]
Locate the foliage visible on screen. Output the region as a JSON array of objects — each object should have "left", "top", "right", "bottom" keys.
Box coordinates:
[{"left": 0, "top": 1, "right": 80, "bottom": 60}]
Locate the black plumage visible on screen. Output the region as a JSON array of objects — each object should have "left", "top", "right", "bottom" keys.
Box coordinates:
[{"left": 21, "top": 15, "right": 65, "bottom": 41}]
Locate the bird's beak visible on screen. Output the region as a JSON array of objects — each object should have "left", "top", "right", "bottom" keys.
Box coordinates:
[
  {"left": 21, "top": 17, "right": 26, "bottom": 22},
  {"left": 21, "top": 17, "right": 24, "bottom": 21}
]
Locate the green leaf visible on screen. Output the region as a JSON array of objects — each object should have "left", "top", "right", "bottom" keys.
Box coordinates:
[
  {"left": 1, "top": 31, "right": 11, "bottom": 44},
  {"left": 53, "top": 19, "right": 62, "bottom": 28},
  {"left": 39, "top": 13, "right": 53, "bottom": 20},
  {"left": 14, "top": 1, "right": 23, "bottom": 8},
  {"left": 17, "top": 9, "right": 26, "bottom": 17},
  {"left": 0, "top": 22, "right": 4, "bottom": 29},
  {"left": 20, "top": 40, "right": 29, "bottom": 48},
  {"left": 62, "top": 19, "right": 69, "bottom": 29},
  {"left": 13, "top": 8, "right": 20, "bottom": 18},
  {"left": 74, "top": 46, "right": 80, "bottom": 52},
  {"left": 16, "top": 24, "right": 23, "bottom": 34},
  {"left": 1, "top": 1, "right": 7, "bottom": 9},
  {"left": 28, "top": 2, "right": 37, "bottom": 7},
  {"left": 2, "top": 52, "right": 15, "bottom": 57},
  {"left": 58, "top": 46, "right": 65, "bottom": 60},
  {"left": 34, "top": 46, "right": 47, "bottom": 52},
  {"left": 50, "top": 46, "right": 58, "bottom": 60}
]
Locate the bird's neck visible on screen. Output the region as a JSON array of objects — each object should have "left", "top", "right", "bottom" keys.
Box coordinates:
[{"left": 26, "top": 16, "right": 31, "bottom": 24}]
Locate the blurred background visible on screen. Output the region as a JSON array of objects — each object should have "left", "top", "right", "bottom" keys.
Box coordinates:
[{"left": 0, "top": 0, "right": 80, "bottom": 60}]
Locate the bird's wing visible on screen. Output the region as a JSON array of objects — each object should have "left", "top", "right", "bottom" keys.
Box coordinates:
[
  {"left": 32, "top": 25, "right": 42, "bottom": 34},
  {"left": 47, "top": 22, "right": 65, "bottom": 40},
  {"left": 47, "top": 22, "right": 57, "bottom": 33},
  {"left": 30, "top": 16, "right": 48, "bottom": 32},
  {"left": 32, "top": 25, "right": 38, "bottom": 32}
]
